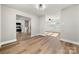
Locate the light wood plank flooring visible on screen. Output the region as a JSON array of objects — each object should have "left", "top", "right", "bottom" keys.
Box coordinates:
[{"left": 0, "top": 33, "right": 79, "bottom": 54}]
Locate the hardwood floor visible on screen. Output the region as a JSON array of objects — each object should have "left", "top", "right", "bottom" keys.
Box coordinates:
[
  {"left": 0, "top": 33, "right": 79, "bottom": 54},
  {"left": 60, "top": 41, "right": 79, "bottom": 54},
  {"left": 16, "top": 32, "right": 31, "bottom": 41}
]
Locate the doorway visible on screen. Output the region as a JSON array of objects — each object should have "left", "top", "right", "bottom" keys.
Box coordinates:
[{"left": 16, "top": 15, "right": 31, "bottom": 41}]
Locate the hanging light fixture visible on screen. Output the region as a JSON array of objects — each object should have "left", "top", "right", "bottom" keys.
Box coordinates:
[{"left": 36, "top": 4, "right": 46, "bottom": 10}]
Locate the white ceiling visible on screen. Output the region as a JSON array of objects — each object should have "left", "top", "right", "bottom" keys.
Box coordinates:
[{"left": 3, "top": 4, "right": 71, "bottom": 16}]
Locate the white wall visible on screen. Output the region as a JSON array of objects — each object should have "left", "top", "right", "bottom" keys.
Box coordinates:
[
  {"left": 31, "top": 16, "right": 40, "bottom": 36},
  {"left": 39, "top": 12, "right": 61, "bottom": 34},
  {"left": 77, "top": 5, "right": 79, "bottom": 42},
  {"left": 39, "top": 16, "right": 46, "bottom": 34},
  {"left": 0, "top": 5, "right": 1, "bottom": 44},
  {"left": 61, "top": 5, "right": 79, "bottom": 42},
  {"left": 1, "top": 5, "right": 40, "bottom": 42}
]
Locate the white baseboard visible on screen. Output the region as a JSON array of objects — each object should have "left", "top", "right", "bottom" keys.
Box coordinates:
[
  {"left": 0, "top": 39, "right": 17, "bottom": 47},
  {"left": 60, "top": 38, "right": 79, "bottom": 45},
  {"left": 31, "top": 34, "right": 41, "bottom": 37},
  {"left": 31, "top": 35, "right": 35, "bottom": 37}
]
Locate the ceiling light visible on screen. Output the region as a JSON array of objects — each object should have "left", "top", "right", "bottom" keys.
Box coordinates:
[{"left": 36, "top": 4, "right": 46, "bottom": 10}]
